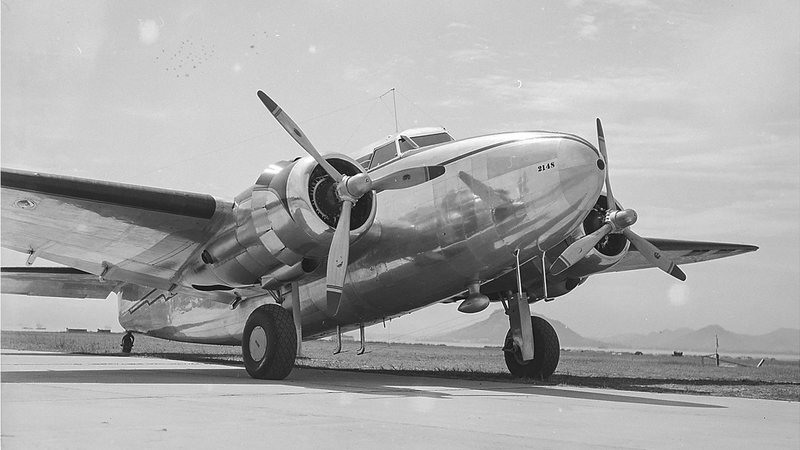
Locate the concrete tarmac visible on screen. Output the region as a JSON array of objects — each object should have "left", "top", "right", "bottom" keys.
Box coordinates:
[{"left": 1, "top": 350, "right": 798, "bottom": 449}]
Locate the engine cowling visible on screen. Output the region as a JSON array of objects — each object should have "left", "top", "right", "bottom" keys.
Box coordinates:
[
  {"left": 193, "top": 154, "right": 376, "bottom": 289},
  {"left": 561, "top": 194, "right": 630, "bottom": 277}
]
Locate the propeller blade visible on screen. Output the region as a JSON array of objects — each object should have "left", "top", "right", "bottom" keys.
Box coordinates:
[
  {"left": 371, "top": 166, "right": 446, "bottom": 192},
  {"left": 622, "top": 229, "right": 686, "bottom": 281},
  {"left": 257, "top": 90, "right": 343, "bottom": 182},
  {"left": 550, "top": 223, "right": 613, "bottom": 275},
  {"left": 596, "top": 118, "right": 616, "bottom": 211},
  {"left": 326, "top": 200, "right": 353, "bottom": 316}
]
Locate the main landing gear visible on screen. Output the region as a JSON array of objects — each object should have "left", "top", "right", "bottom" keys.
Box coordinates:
[
  {"left": 500, "top": 250, "right": 560, "bottom": 380},
  {"left": 242, "top": 304, "right": 297, "bottom": 380},
  {"left": 503, "top": 316, "right": 560, "bottom": 380},
  {"left": 121, "top": 331, "right": 135, "bottom": 354}
]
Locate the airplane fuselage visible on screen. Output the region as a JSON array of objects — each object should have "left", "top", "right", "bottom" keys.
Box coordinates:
[{"left": 118, "top": 131, "right": 605, "bottom": 343}]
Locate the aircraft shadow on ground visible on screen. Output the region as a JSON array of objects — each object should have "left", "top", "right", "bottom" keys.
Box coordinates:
[{"left": 0, "top": 351, "right": 724, "bottom": 409}]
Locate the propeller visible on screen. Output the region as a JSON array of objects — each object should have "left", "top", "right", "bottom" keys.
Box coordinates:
[
  {"left": 258, "top": 90, "right": 445, "bottom": 316},
  {"left": 550, "top": 119, "right": 686, "bottom": 281}
]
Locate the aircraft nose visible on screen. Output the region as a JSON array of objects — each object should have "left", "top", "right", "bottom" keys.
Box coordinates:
[{"left": 557, "top": 137, "right": 605, "bottom": 209}]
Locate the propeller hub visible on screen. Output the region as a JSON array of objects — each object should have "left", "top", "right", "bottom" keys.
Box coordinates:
[
  {"left": 337, "top": 173, "right": 373, "bottom": 203},
  {"left": 607, "top": 208, "right": 637, "bottom": 231}
]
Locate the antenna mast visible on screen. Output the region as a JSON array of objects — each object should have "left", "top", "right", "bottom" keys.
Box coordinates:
[
  {"left": 380, "top": 88, "right": 399, "bottom": 133},
  {"left": 392, "top": 88, "right": 398, "bottom": 132}
]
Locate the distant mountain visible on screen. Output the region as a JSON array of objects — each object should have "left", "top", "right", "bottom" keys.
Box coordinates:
[
  {"left": 428, "top": 309, "right": 608, "bottom": 349},
  {"left": 604, "top": 328, "right": 695, "bottom": 350},
  {"left": 426, "top": 310, "right": 800, "bottom": 356},
  {"left": 606, "top": 326, "right": 800, "bottom": 355}
]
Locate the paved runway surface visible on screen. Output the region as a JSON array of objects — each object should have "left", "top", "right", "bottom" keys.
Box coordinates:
[{"left": 1, "top": 350, "right": 798, "bottom": 449}]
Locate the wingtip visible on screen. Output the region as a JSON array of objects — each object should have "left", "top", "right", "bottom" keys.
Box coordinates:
[{"left": 257, "top": 90, "right": 278, "bottom": 112}]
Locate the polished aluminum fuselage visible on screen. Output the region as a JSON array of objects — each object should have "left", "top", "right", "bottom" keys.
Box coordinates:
[{"left": 118, "top": 131, "right": 605, "bottom": 344}]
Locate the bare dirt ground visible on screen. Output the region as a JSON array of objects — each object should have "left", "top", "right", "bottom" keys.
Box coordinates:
[{"left": 2, "top": 330, "right": 797, "bottom": 401}]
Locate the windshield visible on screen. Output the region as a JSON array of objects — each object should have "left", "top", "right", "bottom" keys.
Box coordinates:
[
  {"left": 397, "top": 136, "right": 417, "bottom": 153},
  {"left": 369, "top": 142, "right": 397, "bottom": 168}
]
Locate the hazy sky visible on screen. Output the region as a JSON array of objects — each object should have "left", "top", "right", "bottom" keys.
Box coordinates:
[{"left": 2, "top": 1, "right": 798, "bottom": 340}]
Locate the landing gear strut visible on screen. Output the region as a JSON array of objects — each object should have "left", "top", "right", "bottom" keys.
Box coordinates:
[
  {"left": 121, "top": 331, "right": 135, "bottom": 354},
  {"left": 503, "top": 316, "right": 560, "bottom": 380},
  {"left": 242, "top": 304, "right": 297, "bottom": 380}
]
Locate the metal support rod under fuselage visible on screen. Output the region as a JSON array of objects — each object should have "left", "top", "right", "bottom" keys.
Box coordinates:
[
  {"left": 291, "top": 282, "right": 302, "bottom": 357},
  {"left": 513, "top": 249, "right": 534, "bottom": 361},
  {"left": 357, "top": 323, "right": 365, "bottom": 355},
  {"left": 334, "top": 325, "right": 343, "bottom": 355},
  {"left": 541, "top": 250, "right": 550, "bottom": 300}
]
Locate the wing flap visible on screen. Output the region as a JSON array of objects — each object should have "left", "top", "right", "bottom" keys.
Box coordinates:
[{"left": 1, "top": 267, "right": 114, "bottom": 299}]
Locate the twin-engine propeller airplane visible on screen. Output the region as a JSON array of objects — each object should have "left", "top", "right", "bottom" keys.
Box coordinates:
[{"left": 1, "top": 91, "right": 757, "bottom": 380}]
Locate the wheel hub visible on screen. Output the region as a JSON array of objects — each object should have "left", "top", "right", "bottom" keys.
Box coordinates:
[
  {"left": 512, "top": 345, "right": 529, "bottom": 366},
  {"left": 249, "top": 326, "right": 267, "bottom": 361}
]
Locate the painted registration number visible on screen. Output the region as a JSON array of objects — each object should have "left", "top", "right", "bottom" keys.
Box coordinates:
[{"left": 537, "top": 161, "right": 556, "bottom": 172}]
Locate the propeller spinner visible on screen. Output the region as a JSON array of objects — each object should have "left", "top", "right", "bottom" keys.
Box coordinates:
[
  {"left": 550, "top": 119, "right": 686, "bottom": 281},
  {"left": 257, "top": 90, "right": 445, "bottom": 316}
]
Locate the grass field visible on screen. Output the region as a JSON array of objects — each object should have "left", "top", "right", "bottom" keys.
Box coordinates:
[{"left": 2, "top": 330, "right": 797, "bottom": 401}]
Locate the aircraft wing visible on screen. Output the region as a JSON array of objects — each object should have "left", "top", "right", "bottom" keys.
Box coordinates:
[
  {"left": 1, "top": 267, "right": 115, "bottom": 299},
  {"left": 1, "top": 169, "right": 233, "bottom": 291},
  {"left": 604, "top": 238, "right": 758, "bottom": 274}
]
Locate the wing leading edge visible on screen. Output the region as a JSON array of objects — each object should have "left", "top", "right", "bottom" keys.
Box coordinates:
[
  {"left": 1, "top": 169, "right": 233, "bottom": 290},
  {"left": 605, "top": 238, "right": 758, "bottom": 274}
]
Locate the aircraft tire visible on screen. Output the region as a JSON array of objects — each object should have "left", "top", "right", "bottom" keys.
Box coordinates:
[
  {"left": 242, "top": 304, "right": 297, "bottom": 380},
  {"left": 504, "top": 316, "right": 560, "bottom": 380}
]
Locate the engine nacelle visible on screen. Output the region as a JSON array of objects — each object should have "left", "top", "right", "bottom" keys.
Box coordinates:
[
  {"left": 561, "top": 194, "right": 630, "bottom": 278},
  {"left": 193, "top": 155, "right": 376, "bottom": 289},
  {"left": 526, "top": 276, "right": 586, "bottom": 300}
]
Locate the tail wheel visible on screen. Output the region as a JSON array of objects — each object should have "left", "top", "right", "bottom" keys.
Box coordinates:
[
  {"left": 504, "top": 316, "right": 560, "bottom": 380},
  {"left": 242, "top": 304, "right": 297, "bottom": 380}
]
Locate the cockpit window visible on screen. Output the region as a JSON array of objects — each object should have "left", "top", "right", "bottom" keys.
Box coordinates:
[
  {"left": 356, "top": 154, "right": 371, "bottom": 169},
  {"left": 368, "top": 129, "right": 453, "bottom": 169},
  {"left": 369, "top": 142, "right": 397, "bottom": 168},
  {"left": 397, "top": 136, "right": 418, "bottom": 153},
  {"left": 410, "top": 132, "right": 453, "bottom": 148}
]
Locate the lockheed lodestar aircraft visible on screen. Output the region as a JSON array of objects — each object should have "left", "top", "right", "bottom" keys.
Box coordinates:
[{"left": 1, "top": 91, "right": 757, "bottom": 380}]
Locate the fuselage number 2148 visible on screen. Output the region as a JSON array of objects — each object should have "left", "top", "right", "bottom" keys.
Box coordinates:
[{"left": 537, "top": 161, "right": 556, "bottom": 172}]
